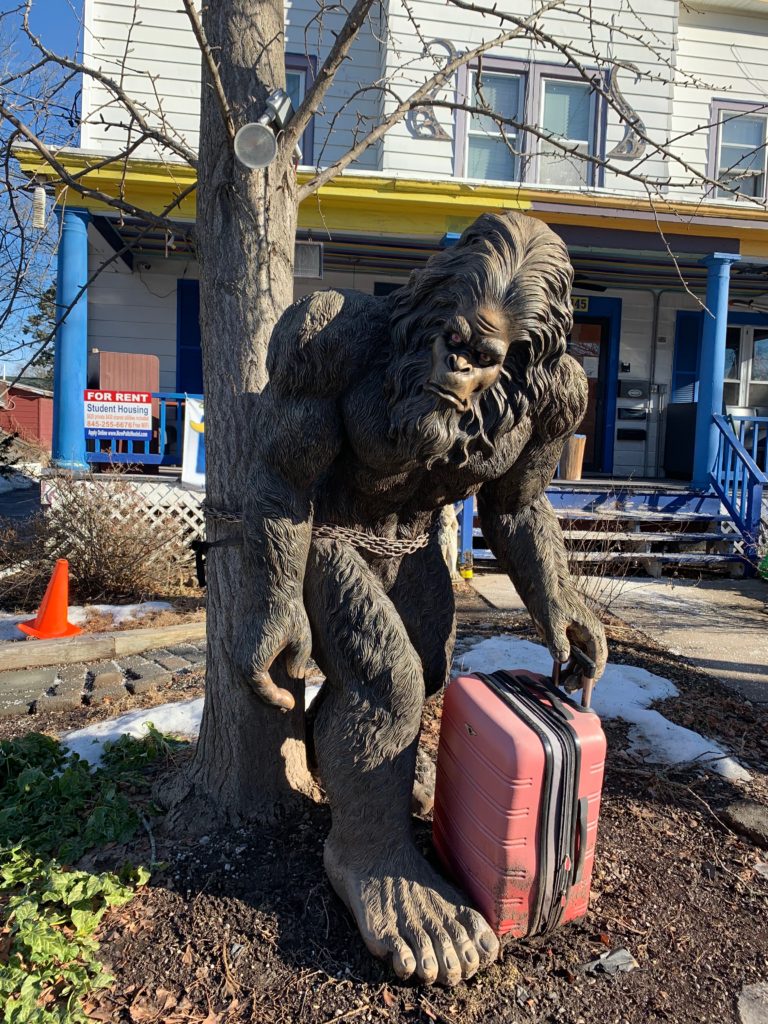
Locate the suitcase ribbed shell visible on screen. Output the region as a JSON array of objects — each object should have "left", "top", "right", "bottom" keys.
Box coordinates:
[{"left": 433, "top": 671, "right": 606, "bottom": 937}]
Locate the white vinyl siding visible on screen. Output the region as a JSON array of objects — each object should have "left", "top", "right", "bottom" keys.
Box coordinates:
[
  {"left": 671, "top": 6, "right": 768, "bottom": 202},
  {"left": 82, "top": 0, "right": 385, "bottom": 169}
]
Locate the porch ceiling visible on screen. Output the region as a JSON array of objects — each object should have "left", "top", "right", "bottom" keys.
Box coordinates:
[{"left": 93, "top": 215, "right": 768, "bottom": 301}]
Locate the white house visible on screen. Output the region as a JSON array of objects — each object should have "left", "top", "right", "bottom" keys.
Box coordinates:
[{"left": 16, "top": 0, "right": 768, "bottom": 498}]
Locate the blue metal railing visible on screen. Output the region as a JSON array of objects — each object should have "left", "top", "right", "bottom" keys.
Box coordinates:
[
  {"left": 85, "top": 392, "right": 203, "bottom": 467},
  {"left": 729, "top": 415, "right": 768, "bottom": 476},
  {"left": 711, "top": 414, "right": 768, "bottom": 564}
]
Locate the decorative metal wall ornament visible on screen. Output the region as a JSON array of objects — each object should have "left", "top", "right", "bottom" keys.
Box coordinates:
[
  {"left": 405, "top": 39, "right": 458, "bottom": 141},
  {"left": 605, "top": 63, "right": 647, "bottom": 161}
]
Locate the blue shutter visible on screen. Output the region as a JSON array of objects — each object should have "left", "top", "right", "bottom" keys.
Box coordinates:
[
  {"left": 176, "top": 279, "right": 203, "bottom": 394},
  {"left": 671, "top": 311, "right": 703, "bottom": 404}
]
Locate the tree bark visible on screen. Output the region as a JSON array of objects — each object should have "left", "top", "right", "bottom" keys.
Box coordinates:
[{"left": 161, "top": 0, "right": 317, "bottom": 827}]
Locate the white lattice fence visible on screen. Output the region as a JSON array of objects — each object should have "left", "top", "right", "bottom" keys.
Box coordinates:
[{"left": 41, "top": 476, "right": 206, "bottom": 556}]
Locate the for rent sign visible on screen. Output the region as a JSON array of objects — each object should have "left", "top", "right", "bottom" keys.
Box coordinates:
[{"left": 83, "top": 390, "right": 153, "bottom": 440}]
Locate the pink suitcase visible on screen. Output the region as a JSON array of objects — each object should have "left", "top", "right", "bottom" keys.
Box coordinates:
[{"left": 433, "top": 656, "right": 606, "bottom": 938}]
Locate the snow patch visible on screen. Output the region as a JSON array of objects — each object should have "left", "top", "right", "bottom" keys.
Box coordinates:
[
  {"left": 63, "top": 684, "right": 324, "bottom": 766},
  {"left": 0, "top": 602, "right": 173, "bottom": 643},
  {"left": 69, "top": 601, "right": 173, "bottom": 626},
  {"left": 0, "top": 471, "right": 35, "bottom": 493},
  {"left": 63, "top": 698, "right": 204, "bottom": 766},
  {"left": 458, "top": 636, "right": 751, "bottom": 783},
  {"left": 0, "top": 613, "right": 28, "bottom": 642}
]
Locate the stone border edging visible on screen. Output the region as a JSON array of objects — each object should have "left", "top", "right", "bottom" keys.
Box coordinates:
[{"left": 0, "top": 621, "right": 206, "bottom": 672}]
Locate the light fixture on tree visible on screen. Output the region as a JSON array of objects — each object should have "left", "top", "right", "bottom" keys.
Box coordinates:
[
  {"left": 234, "top": 88, "right": 302, "bottom": 169},
  {"left": 31, "top": 185, "right": 47, "bottom": 230}
]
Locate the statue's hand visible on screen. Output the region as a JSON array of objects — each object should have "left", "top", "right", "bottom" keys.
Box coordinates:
[
  {"left": 532, "top": 587, "right": 607, "bottom": 691},
  {"left": 241, "top": 603, "right": 313, "bottom": 711}
]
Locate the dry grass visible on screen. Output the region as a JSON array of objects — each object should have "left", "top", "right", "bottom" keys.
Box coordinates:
[{"left": 0, "top": 472, "right": 193, "bottom": 609}]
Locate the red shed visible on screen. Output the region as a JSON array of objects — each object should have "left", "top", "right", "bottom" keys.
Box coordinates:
[{"left": 0, "top": 378, "right": 54, "bottom": 450}]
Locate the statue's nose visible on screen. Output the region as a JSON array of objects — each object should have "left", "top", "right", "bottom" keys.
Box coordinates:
[{"left": 447, "top": 353, "right": 471, "bottom": 373}]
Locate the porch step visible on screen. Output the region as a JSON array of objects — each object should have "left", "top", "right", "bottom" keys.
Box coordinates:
[{"left": 467, "top": 483, "right": 745, "bottom": 579}]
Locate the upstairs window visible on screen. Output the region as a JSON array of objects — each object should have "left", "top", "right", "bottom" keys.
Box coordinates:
[
  {"left": 467, "top": 71, "right": 524, "bottom": 181},
  {"left": 285, "top": 54, "right": 315, "bottom": 166},
  {"left": 539, "top": 79, "right": 595, "bottom": 187},
  {"left": 457, "top": 62, "right": 601, "bottom": 188},
  {"left": 711, "top": 101, "right": 767, "bottom": 200}
]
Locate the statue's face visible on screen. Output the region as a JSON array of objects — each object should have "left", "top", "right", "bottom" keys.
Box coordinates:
[{"left": 425, "top": 307, "right": 510, "bottom": 414}]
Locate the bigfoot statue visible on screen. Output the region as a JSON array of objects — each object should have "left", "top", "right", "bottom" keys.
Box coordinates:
[{"left": 244, "top": 211, "right": 607, "bottom": 986}]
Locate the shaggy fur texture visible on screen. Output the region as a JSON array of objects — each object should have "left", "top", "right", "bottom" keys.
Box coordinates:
[{"left": 242, "top": 211, "right": 607, "bottom": 988}]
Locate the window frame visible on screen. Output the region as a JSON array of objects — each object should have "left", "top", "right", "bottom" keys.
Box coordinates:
[
  {"left": 708, "top": 99, "right": 768, "bottom": 202},
  {"left": 454, "top": 59, "right": 604, "bottom": 188},
  {"left": 285, "top": 53, "right": 316, "bottom": 168}
]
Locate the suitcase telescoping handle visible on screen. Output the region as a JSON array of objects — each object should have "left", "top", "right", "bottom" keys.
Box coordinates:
[{"left": 551, "top": 646, "right": 597, "bottom": 709}]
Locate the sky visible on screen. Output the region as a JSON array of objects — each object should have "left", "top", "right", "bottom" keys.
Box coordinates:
[
  {"left": 17, "top": 0, "right": 82, "bottom": 61},
  {"left": 0, "top": 0, "right": 83, "bottom": 372}
]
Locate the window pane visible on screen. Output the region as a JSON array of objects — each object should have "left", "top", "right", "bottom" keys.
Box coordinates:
[
  {"left": 467, "top": 135, "right": 519, "bottom": 181},
  {"left": 717, "top": 113, "right": 766, "bottom": 197},
  {"left": 542, "top": 80, "right": 591, "bottom": 142},
  {"left": 539, "top": 143, "right": 589, "bottom": 186},
  {"left": 722, "top": 114, "right": 765, "bottom": 148},
  {"left": 724, "top": 327, "right": 741, "bottom": 381},
  {"left": 285, "top": 70, "right": 304, "bottom": 111},
  {"left": 470, "top": 72, "right": 522, "bottom": 135},
  {"left": 752, "top": 332, "right": 768, "bottom": 382}
]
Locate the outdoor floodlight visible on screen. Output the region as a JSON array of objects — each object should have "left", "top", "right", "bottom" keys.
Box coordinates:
[{"left": 234, "top": 88, "right": 301, "bottom": 169}]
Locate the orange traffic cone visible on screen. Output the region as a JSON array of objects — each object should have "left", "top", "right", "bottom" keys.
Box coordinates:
[{"left": 17, "top": 559, "right": 83, "bottom": 640}]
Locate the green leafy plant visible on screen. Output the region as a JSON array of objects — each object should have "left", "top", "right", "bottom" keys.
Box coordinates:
[
  {"left": 0, "top": 728, "right": 186, "bottom": 1023},
  {"left": 0, "top": 848, "right": 149, "bottom": 1024}
]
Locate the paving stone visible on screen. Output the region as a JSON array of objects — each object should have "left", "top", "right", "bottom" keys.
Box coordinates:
[
  {"left": 166, "top": 643, "right": 206, "bottom": 665},
  {"left": 55, "top": 665, "right": 87, "bottom": 698},
  {"left": 130, "top": 671, "right": 172, "bottom": 695},
  {"left": 0, "top": 667, "right": 58, "bottom": 696},
  {"left": 149, "top": 649, "right": 191, "bottom": 672},
  {"left": 723, "top": 800, "right": 768, "bottom": 848},
  {"left": 89, "top": 664, "right": 128, "bottom": 702},
  {"left": 0, "top": 694, "right": 34, "bottom": 718},
  {"left": 38, "top": 691, "right": 85, "bottom": 713},
  {"left": 738, "top": 983, "right": 768, "bottom": 1024},
  {"left": 121, "top": 654, "right": 172, "bottom": 681}
]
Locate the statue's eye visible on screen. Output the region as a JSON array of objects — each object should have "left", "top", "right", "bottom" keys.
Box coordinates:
[
  {"left": 448, "top": 332, "right": 462, "bottom": 347},
  {"left": 476, "top": 351, "right": 493, "bottom": 366}
]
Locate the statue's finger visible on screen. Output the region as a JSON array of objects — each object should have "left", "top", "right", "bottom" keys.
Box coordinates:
[
  {"left": 250, "top": 663, "right": 296, "bottom": 711},
  {"left": 285, "top": 633, "right": 311, "bottom": 680}
]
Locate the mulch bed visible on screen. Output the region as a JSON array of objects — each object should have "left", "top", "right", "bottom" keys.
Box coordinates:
[{"left": 6, "top": 610, "right": 768, "bottom": 1023}]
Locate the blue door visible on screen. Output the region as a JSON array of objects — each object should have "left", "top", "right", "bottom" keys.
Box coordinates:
[{"left": 177, "top": 279, "right": 203, "bottom": 393}]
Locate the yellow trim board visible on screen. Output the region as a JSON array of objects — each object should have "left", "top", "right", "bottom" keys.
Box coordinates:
[{"left": 15, "top": 148, "right": 768, "bottom": 243}]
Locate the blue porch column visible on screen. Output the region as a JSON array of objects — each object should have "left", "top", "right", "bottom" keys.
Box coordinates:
[
  {"left": 691, "top": 252, "right": 740, "bottom": 489},
  {"left": 52, "top": 207, "right": 90, "bottom": 469}
]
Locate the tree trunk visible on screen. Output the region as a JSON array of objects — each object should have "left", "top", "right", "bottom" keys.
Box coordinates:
[{"left": 161, "top": 0, "right": 317, "bottom": 827}]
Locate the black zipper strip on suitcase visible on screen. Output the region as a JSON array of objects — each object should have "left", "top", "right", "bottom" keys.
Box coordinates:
[
  {"left": 475, "top": 671, "right": 584, "bottom": 935},
  {"left": 507, "top": 674, "right": 587, "bottom": 927},
  {"left": 496, "top": 673, "right": 581, "bottom": 933},
  {"left": 475, "top": 672, "right": 556, "bottom": 934}
]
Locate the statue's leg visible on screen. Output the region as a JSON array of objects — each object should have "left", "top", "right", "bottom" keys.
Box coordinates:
[
  {"left": 305, "top": 539, "right": 498, "bottom": 987},
  {"left": 388, "top": 536, "right": 457, "bottom": 815}
]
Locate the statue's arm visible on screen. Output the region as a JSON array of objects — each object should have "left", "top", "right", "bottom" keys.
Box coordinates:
[
  {"left": 242, "top": 388, "right": 342, "bottom": 710},
  {"left": 241, "top": 289, "right": 375, "bottom": 709},
  {"left": 477, "top": 357, "right": 607, "bottom": 685}
]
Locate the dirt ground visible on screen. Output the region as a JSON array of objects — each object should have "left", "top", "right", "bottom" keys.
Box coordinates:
[{"left": 5, "top": 612, "right": 768, "bottom": 1024}]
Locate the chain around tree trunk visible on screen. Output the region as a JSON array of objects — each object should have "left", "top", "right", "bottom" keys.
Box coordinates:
[{"left": 201, "top": 502, "right": 436, "bottom": 558}]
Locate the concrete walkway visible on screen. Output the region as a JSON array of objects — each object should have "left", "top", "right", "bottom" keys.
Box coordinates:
[{"left": 471, "top": 572, "right": 768, "bottom": 705}]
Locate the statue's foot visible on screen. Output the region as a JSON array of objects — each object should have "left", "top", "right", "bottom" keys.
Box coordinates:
[{"left": 325, "top": 838, "right": 499, "bottom": 986}]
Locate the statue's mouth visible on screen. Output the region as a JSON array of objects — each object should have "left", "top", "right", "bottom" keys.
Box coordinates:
[{"left": 425, "top": 381, "right": 468, "bottom": 412}]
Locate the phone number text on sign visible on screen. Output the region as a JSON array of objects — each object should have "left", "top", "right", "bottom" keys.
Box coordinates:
[{"left": 83, "top": 390, "right": 153, "bottom": 440}]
